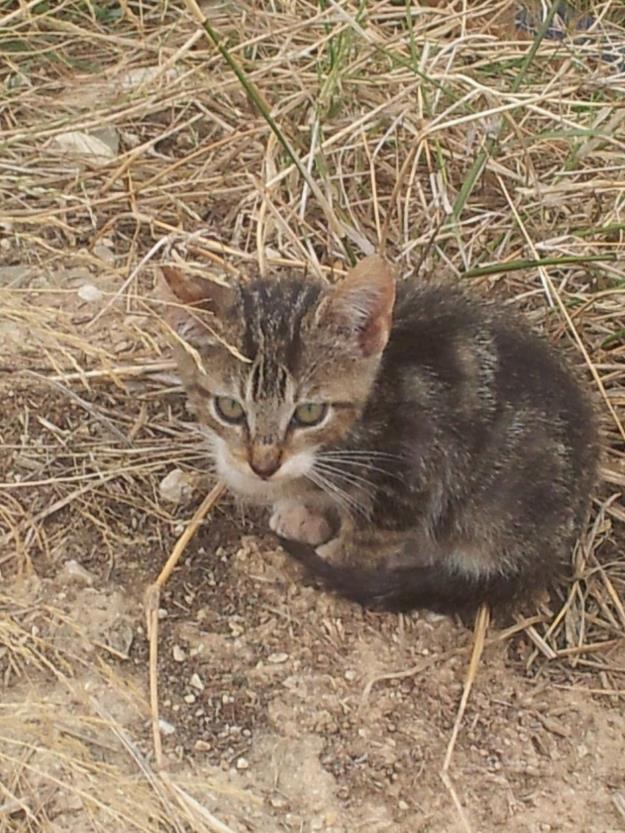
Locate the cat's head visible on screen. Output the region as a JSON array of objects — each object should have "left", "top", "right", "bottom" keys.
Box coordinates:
[{"left": 160, "top": 255, "right": 395, "bottom": 502}]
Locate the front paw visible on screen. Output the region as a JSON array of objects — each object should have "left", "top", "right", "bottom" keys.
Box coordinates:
[
  {"left": 269, "top": 502, "right": 332, "bottom": 546},
  {"left": 315, "top": 537, "right": 346, "bottom": 565}
]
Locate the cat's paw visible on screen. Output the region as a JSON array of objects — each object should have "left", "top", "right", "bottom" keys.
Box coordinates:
[
  {"left": 315, "top": 537, "right": 345, "bottom": 565},
  {"left": 269, "top": 502, "right": 332, "bottom": 546}
]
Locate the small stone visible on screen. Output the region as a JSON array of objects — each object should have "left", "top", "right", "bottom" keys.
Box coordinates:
[
  {"left": 398, "top": 800, "right": 409, "bottom": 811},
  {"left": 195, "top": 739, "right": 211, "bottom": 751},
  {"left": 77, "top": 283, "right": 103, "bottom": 303},
  {"left": 270, "top": 794, "right": 288, "bottom": 809},
  {"left": 423, "top": 610, "right": 447, "bottom": 623},
  {"left": 184, "top": 694, "right": 196, "bottom": 704},
  {"left": 236, "top": 757, "right": 249, "bottom": 770},
  {"left": 344, "top": 669, "right": 356, "bottom": 681},
  {"left": 190, "top": 673, "right": 204, "bottom": 691},
  {"left": 159, "top": 719, "right": 176, "bottom": 736},
  {"left": 268, "top": 652, "right": 289, "bottom": 664},
  {"left": 58, "top": 559, "right": 94, "bottom": 586},
  {"left": 159, "top": 468, "right": 197, "bottom": 505},
  {"left": 48, "top": 129, "right": 117, "bottom": 166},
  {"left": 172, "top": 645, "right": 186, "bottom": 663},
  {"left": 107, "top": 621, "right": 134, "bottom": 657},
  {"left": 158, "top": 608, "right": 168, "bottom": 619}
]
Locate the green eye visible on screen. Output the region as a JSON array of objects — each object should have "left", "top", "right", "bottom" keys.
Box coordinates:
[
  {"left": 292, "top": 402, "right": 328, "bottom": 427},
  {"left": 214, "top": 396, "right": 245, "bottom": 424}
]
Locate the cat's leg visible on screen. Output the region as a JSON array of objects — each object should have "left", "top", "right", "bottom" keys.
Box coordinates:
[
  {"left": 269, "top": 500, "right": 334, "bottom": 546},
  {"left": 315, "top": 515, "right": 356, "bottom": 564},
  {"left": 316, "top": 524, "right": 428, "bottom": 568}
]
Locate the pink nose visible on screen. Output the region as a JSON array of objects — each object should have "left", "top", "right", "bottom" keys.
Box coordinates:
[
  {"left": 249, "top": 446, "right": 282, "bottom": 479},
  {"left": 249, "top": 459, "right": 281, "bottom": 479}
]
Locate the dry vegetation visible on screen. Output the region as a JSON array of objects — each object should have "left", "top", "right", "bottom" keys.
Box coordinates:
[{"left": 1, "top": 1, "right": 624, "bottom": 831}]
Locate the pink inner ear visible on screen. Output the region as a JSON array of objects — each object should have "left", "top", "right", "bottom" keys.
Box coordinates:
[
  {"left": 161, "top": 266, "right": 217, "bottom": 305},
  {"left": 160, "top": 266, "right": 233, "bottom": 313},
  {"left": 158, "top": 266, "right": 234, "bottom": 339},
  {"left": 331, "top": 255, "right": 396, "bottom": 357}
]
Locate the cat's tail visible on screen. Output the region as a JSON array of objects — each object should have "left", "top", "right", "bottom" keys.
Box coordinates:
[{"left": 277, "top": 537, "right": 534, "bottom": 615}]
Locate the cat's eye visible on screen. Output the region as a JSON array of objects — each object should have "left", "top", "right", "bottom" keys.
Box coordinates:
[
  {"left": 214, "top": 396, "right": 245, "bottom": 424},
  {"left": 292, "top": 402, "right": 328, "bottom": 427}
]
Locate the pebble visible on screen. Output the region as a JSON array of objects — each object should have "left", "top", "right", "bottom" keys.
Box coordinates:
[
  {"left": 190, "top": 673, "right": 204, "bottom": 691},
  {"left": 270, "top": 794, "right": 288, "bottom": 809},
  {"left": 77, "top": 283, "right": 103, "bottom": 303},
  {"left": 236, "top": 757, "right": 249, "bottom": 770},
  {"left": 159, "top": 468, "right": 196, "bottom": 505},
  {"left": 195, "top": 739, "right": 211, "bottom": 751},
  {"left": 159, "top": 719, "right": 176, "bottom": 736},
  {"left": 108, "top": 621, "right": 134, "bottom": 657},
  {"left": 58, "top": 559, "right": 95, "bottom": 586},
  {"left": 268, "top": 652, "right": 289, "bottom": 664},
  {"left": 184, "top": 694, "right": 196, "bottom": 704},
  {"left": 172, "top": 645, "right": 186, "bottom": 663}
]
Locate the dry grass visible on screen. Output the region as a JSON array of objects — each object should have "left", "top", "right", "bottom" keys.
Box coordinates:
[{"left": 1, "top": 0, "right": 625, "bottom": 830}]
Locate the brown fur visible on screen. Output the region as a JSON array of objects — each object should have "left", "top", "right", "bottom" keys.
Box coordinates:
[{"left": 162, "top": 256, "right": 599, "bottom": 616}]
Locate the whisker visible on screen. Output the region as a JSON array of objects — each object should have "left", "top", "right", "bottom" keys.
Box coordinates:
[
  {"left": 316, "top": 453, "right": 405, "bottom": 482},
  {"left": 313, "top": 461, "right": 378, "bottom": 492},
  {"left": 306, "top": 470, "right": 371, "bottom": 520},
  {"left": 320, "top": 449, "right": 403, "bottom": 461},
  {"left": 306, "top": 471, "right": 354, "bottom": 518}
]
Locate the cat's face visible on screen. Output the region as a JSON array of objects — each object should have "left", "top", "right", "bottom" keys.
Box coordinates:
[{"left": 161, "top": 256, "right": 395, "bottom": 502}]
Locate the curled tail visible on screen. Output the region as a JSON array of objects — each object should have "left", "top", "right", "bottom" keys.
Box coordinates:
[{"left": 277, "top": 537, "right": 530, "bottom": 616}]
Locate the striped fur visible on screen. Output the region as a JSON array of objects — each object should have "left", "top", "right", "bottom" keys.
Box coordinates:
[{"left": 162, "top": 257, "right": 598, "bottom": 616}]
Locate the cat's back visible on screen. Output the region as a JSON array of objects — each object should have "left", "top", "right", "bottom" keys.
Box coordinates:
[
  {"left": 390, "top": 278, "right": 589, "bottom": 411},
  {"left": 387, "top": 278, "right": 598, "bottom": 484}
]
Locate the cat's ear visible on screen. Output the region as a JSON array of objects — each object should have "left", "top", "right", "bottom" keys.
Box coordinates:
[
  {"left": 318, "top": 255, "right": 396, "bottom": 357},
  {"left": 158, "top": 265, "right": 233, "bottom": 336}
]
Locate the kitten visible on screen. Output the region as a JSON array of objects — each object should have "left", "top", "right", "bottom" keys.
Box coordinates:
[{"left": 161, "top": 256, "right": 598, "bottom": 615}]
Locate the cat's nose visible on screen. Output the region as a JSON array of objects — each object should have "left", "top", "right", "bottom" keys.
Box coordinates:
[{"left": 249, "top": 446, "right": 282, "bottom": 479}]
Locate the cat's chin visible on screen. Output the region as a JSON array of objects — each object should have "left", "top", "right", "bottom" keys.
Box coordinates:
[
  {"left": 214, "top": 443, "right": 314, "bottom": 504},
  {"left": 218, "top": 467, "right": 306, "bottom": 503}
]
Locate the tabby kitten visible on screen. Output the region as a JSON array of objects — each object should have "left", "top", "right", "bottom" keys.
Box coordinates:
[{"left": 161, "top": 256, "right": 598, "bottom": 615}]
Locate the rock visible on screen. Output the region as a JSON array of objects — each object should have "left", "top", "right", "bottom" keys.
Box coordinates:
[
  {"left": 118, "top": 66, "right": 179, "bottom": 90},
  {"left": 159, "top": 469, "right": 197, "bottom": 505},
  {"left": 190, "top": 673, "right": 204, "bottom": 691},
  {"left": 159, "top": 719, "right": 176, "bottom": 736},
  {"left": 47, "top": 130, "right": 118, "bottom": 166},
  {"left": 172, "top": 645, "right": 186, "bottom": 663},
  {"left": 77, "top": 283, "right": 103, "bottom": 303},
  {"left": 58, "top": 560, "right": 95, "bottom": 586},
  {"left": 268, "top": 652, "right": 289, "bottom": 664},
  {"left": 107, "top": 620, "right": 134, "bottom": 658}
]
